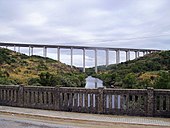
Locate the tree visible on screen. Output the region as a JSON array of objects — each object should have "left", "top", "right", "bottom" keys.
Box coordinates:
[
  {"left": 154, "top": 71, "right": 170, "bottom": 89},
  {"left": 39, "top": 72, "right": 57, "bottom": 86},
  {"left": 28, "top": 77, "right": 40, "bottom": 86},
  {"left": 122, "top": 73, "right": 137, "bottom": 88},
  {"left": 138, "top": 79, "right": 151, "bottom": 89}
]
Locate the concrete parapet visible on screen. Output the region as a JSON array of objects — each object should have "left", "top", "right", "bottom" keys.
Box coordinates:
[{"left": 0, "top": 85, "right": 169, "bottom": 117}]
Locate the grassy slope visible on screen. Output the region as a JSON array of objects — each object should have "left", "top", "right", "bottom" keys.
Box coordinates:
[
  {"left": 0, "top": 48, "right": 84, "bottom": 85},
  {"left": 87, "top": 50, "right": 170, "bottom": 88},
  {"left": 0, "top": 47, "right": 169, "bottom": 88}
]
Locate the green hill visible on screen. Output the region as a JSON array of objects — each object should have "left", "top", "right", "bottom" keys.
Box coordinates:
[
  {"left": 1, "top": 47, "right": 169, "bottom": 89},
  {"left": 87, "top": 50, "right": 170, "bottom": 89},
  {"left": 0, "top": 48, "right": 86, "bottom": 87}
]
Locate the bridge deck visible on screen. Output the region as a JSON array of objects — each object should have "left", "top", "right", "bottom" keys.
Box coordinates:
[{"left": 0, "top": 42, "right": 161, "bottom": 51}]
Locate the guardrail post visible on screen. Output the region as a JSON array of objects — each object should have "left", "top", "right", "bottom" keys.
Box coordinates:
[
  {"left": 147, "top": 87, "right": 154, "bottom": 116},
  {"left": 54, "top": 87, "right": 60, "bottom": 110},
  {"left": 98, "top": 87, "right": 104, "bottom": 114},
  {"left": 18, "top": 85, "right": 24, "bottom": 107}
]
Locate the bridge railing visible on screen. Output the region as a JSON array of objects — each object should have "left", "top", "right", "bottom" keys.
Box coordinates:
[
  {"left": 0, "top": 85, "right": 169, "bottom": 117},
  {"left": 103, "top": 89, "right": 148, "bottom": 116},
  {"left": 154, "top": 89, "right": 170, "bottom": 117},
  {"left": 0, "top": 85, "right": 19, "bottom": 107}
]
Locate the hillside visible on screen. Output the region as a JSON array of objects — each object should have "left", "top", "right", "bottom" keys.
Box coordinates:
[
  {"left": 0, "top": 47, "right": 169, "bottom": 89},
  {"left": 87, "top": 50, "right": 170, "bottom": 89},
  {"left": 0, "top": 48, "right": 86, "bottom": 87}
]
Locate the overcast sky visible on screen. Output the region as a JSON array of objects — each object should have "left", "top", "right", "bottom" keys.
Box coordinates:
[{"left": 0, "top": 0, "right": 170, "bottom": 67}]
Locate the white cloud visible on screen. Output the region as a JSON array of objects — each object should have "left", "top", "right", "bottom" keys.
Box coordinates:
[
  {"left": 24, "top": 12, "right": 47, "bottom": 26},
  {"left": 0, "top": 24, "right": 15, "bottom": 35}
]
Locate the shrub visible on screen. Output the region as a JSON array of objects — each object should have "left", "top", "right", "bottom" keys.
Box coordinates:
[
  {"left": 0, "top": 77, "right": 14, "bottom": 85},
  {"left": 28, "top": 78, "right": 40, "bottom": 86},
  {"left": 39, "top": 72, "right": 57, "bottom": 86},
  {"left": 122, "top": 73, "right": 137, "bottom": 88},
  {"left": 154, "top": 71, "right": 170, "bottom": 89}
]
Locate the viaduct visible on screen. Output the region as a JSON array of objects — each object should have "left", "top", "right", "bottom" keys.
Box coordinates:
[{"left": 0, "top": 42, "right": 161, "bottom": 73}]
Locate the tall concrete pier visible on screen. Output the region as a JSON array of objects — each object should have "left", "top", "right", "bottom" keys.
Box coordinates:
[
  {"left": 116, "top": 50, "right": 120, "bottom": 64},
  {"left": 0, "top": 42, "right": 161, "bottom": 73},
  {"left": 70, "top": 47, "right": 73, "bottom": 68},
  {"left": 105, "top": 49, "right": 109, "bottom": 67},
  {"left": 57, "top": 47, "right": 60, "bottom": 61}
]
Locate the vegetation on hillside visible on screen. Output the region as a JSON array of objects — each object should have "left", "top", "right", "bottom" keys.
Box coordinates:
[
  {"left": 86, "top": 50, "right": 170, "bottom": 89},
  {"left": 0, "top": 48, "right": 86, "bottom": 87},
  {"left": 0, "top": 47, "right": 170, "bottom": 89}
]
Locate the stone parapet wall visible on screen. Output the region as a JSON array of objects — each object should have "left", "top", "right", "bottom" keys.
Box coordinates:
[{"left": 0, "top": 85, "right": 169, "bottom": 117}]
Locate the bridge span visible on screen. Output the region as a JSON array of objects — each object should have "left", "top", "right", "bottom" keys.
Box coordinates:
[{"left": 0, "top": 42, "right": 161, "bottom": 73}]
